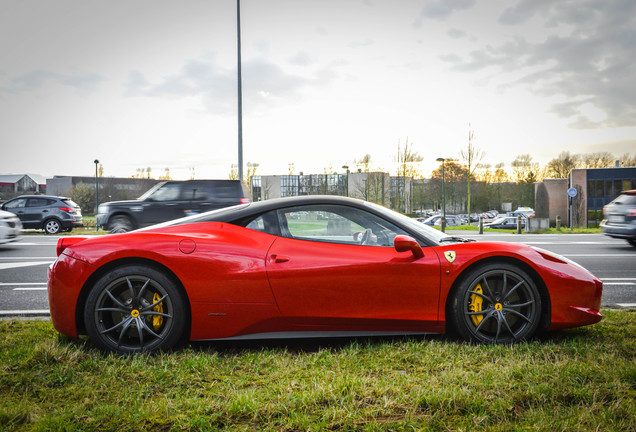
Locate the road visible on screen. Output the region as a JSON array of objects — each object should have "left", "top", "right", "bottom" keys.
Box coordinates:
[{"left": 0, "top": 233, "right": 634, "bottom": 318}]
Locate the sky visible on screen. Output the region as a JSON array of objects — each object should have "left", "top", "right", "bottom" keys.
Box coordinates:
[{"left": 1, "top": 0, "right": 635, "bottom": 180}]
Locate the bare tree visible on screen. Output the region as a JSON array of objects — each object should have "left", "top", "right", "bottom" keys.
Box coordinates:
[
  {"left": 545, "top": 151, "right": 580, "bottom": 178},
  {"left": 582, "top": 152, "right": 615, "bottom": 168},
  {"left": 394, "top": 138, "right": 423, "bottom": 212},
  {"left": 354, "top": 154, "right": 372, "bottom": 172},
  {"left": 460, "top": 126, "right": 485, "bottom": 220},
  {"left": 618, "top": 153, "right": 636, "bottom": 167}
]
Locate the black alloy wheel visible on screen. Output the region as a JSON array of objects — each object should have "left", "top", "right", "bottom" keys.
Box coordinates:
[
  {"left": 450, "top": 262, "right": 542, "bottom": 343},
  {"left": 84, "top": 265, "right": 186, "bottom": 354}
]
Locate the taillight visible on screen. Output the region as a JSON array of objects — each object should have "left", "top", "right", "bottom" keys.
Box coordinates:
[
  {"left": 58, "top": 207, "right": 74, "bottom": 212},
  {"left": 628, "top": 209, "right": 636, "bottom": 217},
  {"left": 240, "top": 198, "right": 250, "bottom": 204},
  {"left": 56, "top": 237, "right": 87, "bottom": 256}
]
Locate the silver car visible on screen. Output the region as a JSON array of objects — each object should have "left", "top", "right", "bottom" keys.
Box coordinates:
[
  {"left": 601, "top": 190, "right": 636, "bottom": 247},
  {"left": 0, "top": 209, "right": 22, "bottom": 244}
]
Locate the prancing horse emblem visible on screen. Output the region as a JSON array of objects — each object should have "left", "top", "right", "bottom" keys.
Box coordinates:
[{"left": 444, "top": 251, "right": 456, "bottom": 263}]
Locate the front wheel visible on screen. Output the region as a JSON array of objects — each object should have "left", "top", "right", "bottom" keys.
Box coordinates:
[
  {"left": 449, "top": 262, "right": 542, "bottom": 344},
  {"left": 84, "top": 265, "right": 186, "bottom": 354},
  {"left": 108, "top": 215, "right": 133, "bottom": 233}
]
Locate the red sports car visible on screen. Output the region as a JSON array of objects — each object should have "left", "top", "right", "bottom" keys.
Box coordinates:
[{"left": 48, "top": 196, "right": 603, "bottom": 353}]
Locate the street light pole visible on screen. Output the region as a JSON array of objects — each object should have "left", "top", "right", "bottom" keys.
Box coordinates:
[
  {"left": 94, "top": 159, "right": 99, "bottom": 232},
  {"left": 436, "top": 158, "right": 446, "bottom": 233},
  {"left": 237, "top": 0, "right": 243, "bottom": 182},
  {"left": 342, "top": 165, "right": 349, "bottom": 197}
]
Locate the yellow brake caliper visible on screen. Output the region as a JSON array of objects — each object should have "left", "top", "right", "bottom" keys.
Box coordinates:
[
  {"left": 152, "top": 292, "right": 164, "bottom": 331},
  {"left": 468, "top": 284, "right": 484, "bottom": 326}
]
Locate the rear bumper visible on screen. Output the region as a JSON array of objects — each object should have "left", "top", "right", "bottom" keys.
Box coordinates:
[{"left": 600, "top": 220, "right": 636, "bottom": 239}]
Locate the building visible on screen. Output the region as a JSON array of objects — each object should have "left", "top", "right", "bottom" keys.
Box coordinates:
[
  {"left": 46, "top": 176, "right": 160, "bottom": 202},
  {"left": 535, "top": 167, "right": 636, "bottom": 227},
  {"left": 0, "top": 174, "right": 46, "bottom": 200}
]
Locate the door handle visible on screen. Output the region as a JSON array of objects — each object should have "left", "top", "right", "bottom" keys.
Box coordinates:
[{"left": 270, "top": 254, "right": 290, "bottom": 264}]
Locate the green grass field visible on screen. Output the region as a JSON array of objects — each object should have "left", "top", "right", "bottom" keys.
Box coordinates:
[{"left": 1, "top": 311, "right": 634, "bottom": 431}]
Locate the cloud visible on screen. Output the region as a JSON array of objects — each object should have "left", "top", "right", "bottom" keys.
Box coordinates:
[
  {"left": 413, "top": 0, "right": 476, "bottom": 26},
  {"left": 125, "top": 56, "right": 337, "bottom": 115},
  {"left": 0, "top": 70, "right": 103, "bottom": 94},
  {"left": 440, "top": 0, "right": 636, "bottom": 129}
]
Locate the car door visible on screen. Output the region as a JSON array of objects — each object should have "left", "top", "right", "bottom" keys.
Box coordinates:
[
  {"left": 2, "top": 198, "right": 28, "bottom": 226},
  {"left": 262, "top": 204, "right": 442, "bottom": 329},
  {"left": 25, "top": 197, "right": 54, "bottom": 226}
]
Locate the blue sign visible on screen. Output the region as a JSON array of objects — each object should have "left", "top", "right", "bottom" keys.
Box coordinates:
[{"left": 567, "top": 187, "right": 578, "bottom": 198}]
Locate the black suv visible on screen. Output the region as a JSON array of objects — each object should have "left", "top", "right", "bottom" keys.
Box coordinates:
[
  {"left": 97, "top": 180, "right": 248, "bottom": 233},
  {"left": 600, "top": 190, "right": 636, "bottom": 247},
  {"left": 1, "top": 195, "right": 83, "bottom": 234}
]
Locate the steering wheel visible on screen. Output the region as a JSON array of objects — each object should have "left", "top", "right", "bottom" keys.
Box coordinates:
[{"left": 360, "top": 229, "right": 373, "bottom": 245}]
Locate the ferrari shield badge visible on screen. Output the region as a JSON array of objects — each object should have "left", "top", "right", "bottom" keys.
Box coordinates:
[{"left": 444, "top": 251, "right": 456, "bottom": 263}]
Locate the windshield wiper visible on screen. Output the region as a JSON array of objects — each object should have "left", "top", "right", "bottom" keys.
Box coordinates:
[{"left": 439, "top": 236, "right": 476, "bottom": 243}]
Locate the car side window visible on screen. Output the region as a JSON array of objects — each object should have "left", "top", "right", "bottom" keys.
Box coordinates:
[
  {"left": 4, "top": 198, "right": 27, "bottom": 209},
  {"left": 27, "top": 198, "right": 50, "bottom": 207},
  {"left": 275, "top": 204, "right": 409, "bottom": 247},
  {"left": 148, "top": 183, "right": 181, "bottom": 201}
]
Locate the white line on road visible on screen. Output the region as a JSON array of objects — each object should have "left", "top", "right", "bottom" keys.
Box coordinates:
[
  {"left": 0, "top": 310, "right": 49, "bottom": 315},
  {"left": 564, "top": 254, "right": 635, "bottom": 257},
  {"left": 616, "top": 303, "right": 636, "bottom": 307},
  {"left": 0, "top": 262, "right": 54, "bottom": 270},
  {"left": 0, "top": 257, "right": 56, "bottom": 260},
  {"left": 13, "top": 287, "right": 48, "bottom": 291},
  {"left": 0, "top": 282, "right": 47, "bottom": 285},
  {"left": 603, "top": 282, "right": 636, "bottom": 286}
]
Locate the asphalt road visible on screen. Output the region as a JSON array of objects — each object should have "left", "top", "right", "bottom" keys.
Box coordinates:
[{"left": 0, "top": 232, "right": 634, "bottom": 318}]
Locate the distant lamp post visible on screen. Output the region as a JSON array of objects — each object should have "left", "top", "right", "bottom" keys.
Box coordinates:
[
  {"left": 436, "top": 158, "right": 447, "bottom": 233},
  {"left": 94, "top": 159, "right": 99, "bottom": 232},
  {"left": 342, "top": 165, "right": 349, "bottom": 197}
]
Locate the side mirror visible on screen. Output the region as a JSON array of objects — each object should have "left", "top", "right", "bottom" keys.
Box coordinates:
[{"left": 394, "top": 235, "right": 424, "bottom": 259}]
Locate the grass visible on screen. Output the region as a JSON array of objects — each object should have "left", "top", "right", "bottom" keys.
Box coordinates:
[{"left": 1, "top": 311, "right": 634, "bottom": 431}]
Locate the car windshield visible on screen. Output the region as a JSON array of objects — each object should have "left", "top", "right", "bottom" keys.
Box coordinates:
[
  {"left": 137, "top": 182, "right": 166, "bottom": 201},
  {"left": 363, "top": 201, "right": 448, "bottom": 244}
]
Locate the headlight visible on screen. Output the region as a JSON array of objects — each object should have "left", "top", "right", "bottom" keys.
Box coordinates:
[{"left": 97, "top": 204, "right": 109, "bottom": 214}]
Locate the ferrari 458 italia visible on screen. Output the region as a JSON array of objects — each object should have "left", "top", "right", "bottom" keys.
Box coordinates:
[{"left": 48, "top": 196, "right": 603, "bottom": 353}]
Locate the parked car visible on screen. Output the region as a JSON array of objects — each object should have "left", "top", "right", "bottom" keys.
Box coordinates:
[
  {"left": 600, "top": 190, "right": 636, "bottom": 247},
  {"left": 484, "top": 216, "right": 526, "bottom": 230},
  {"left": 48, "top": 195, "right": 603, "bottom": 354},
  {"left": 0, "top": 209, "right": 22, "bottom": 244},
  {"left": 0, "top": 195, "right": 82, "bottom": 234},
  {"left": 97, "top": 180, "right": 249, "bottom": 233},
  {"left": 433, "top": 215, "right": 462, "bottom": 227}
]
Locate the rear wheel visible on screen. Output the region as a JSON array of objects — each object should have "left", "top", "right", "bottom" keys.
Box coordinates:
[
  {"left": 450, "top": 262, "right": 541, "bottom": 344},
  {"left": 84, "top": 265, "right": 186, "bottom": 354},
  {"left": 628, "top": 239, "right": 636, "bottom": 248},
  {"left": 43, "top": 219, "right": 62, "bottom": 234}
]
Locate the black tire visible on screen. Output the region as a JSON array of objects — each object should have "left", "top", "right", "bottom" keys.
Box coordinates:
[
  {"left": 84, "top": 265, "right": 186, "bottom": 354},
  {"left": 449, "top": 262, "right": 542, "bottom": 344},
  {"left": 108, "top": 215, "right": 133, "bottom": 233},
  {"left": 43, "top": 219, "right": 62, "bottom": 234},
  {"left": 627, "top": 239, "right": 636, "bottom": 248}
]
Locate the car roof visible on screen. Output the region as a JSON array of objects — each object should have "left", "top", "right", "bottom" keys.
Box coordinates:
[{"left": 8, "top": 195, "right": 69, "bottom": 200}]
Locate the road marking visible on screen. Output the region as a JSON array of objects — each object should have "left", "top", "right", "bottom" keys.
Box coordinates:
[
  {"left": 0, "top": 310, "right": 49, "bottom": 316},
  {"left": 0, "top": 257, "right": 56, "bottom": 260},
  {"left": 602, "top": 278, "right": 636, "bottom": 281},
  {"left": 0, "top": 261, "right": 54, "bottom": 270},
  {"left": 616, "top": 303, "right": 636, "bottom": 308},
  {"left": 13, "top": 287, "right": 47, "bottom": 291},
  {"left": 563, "top": 254, "right": 635, "bottom": 257},
  {"left": 0, "top": 282, "right": 47, "bottom": 285},
  {"left": 603, "top": 282, "right": 636, "bottom": 286}
]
